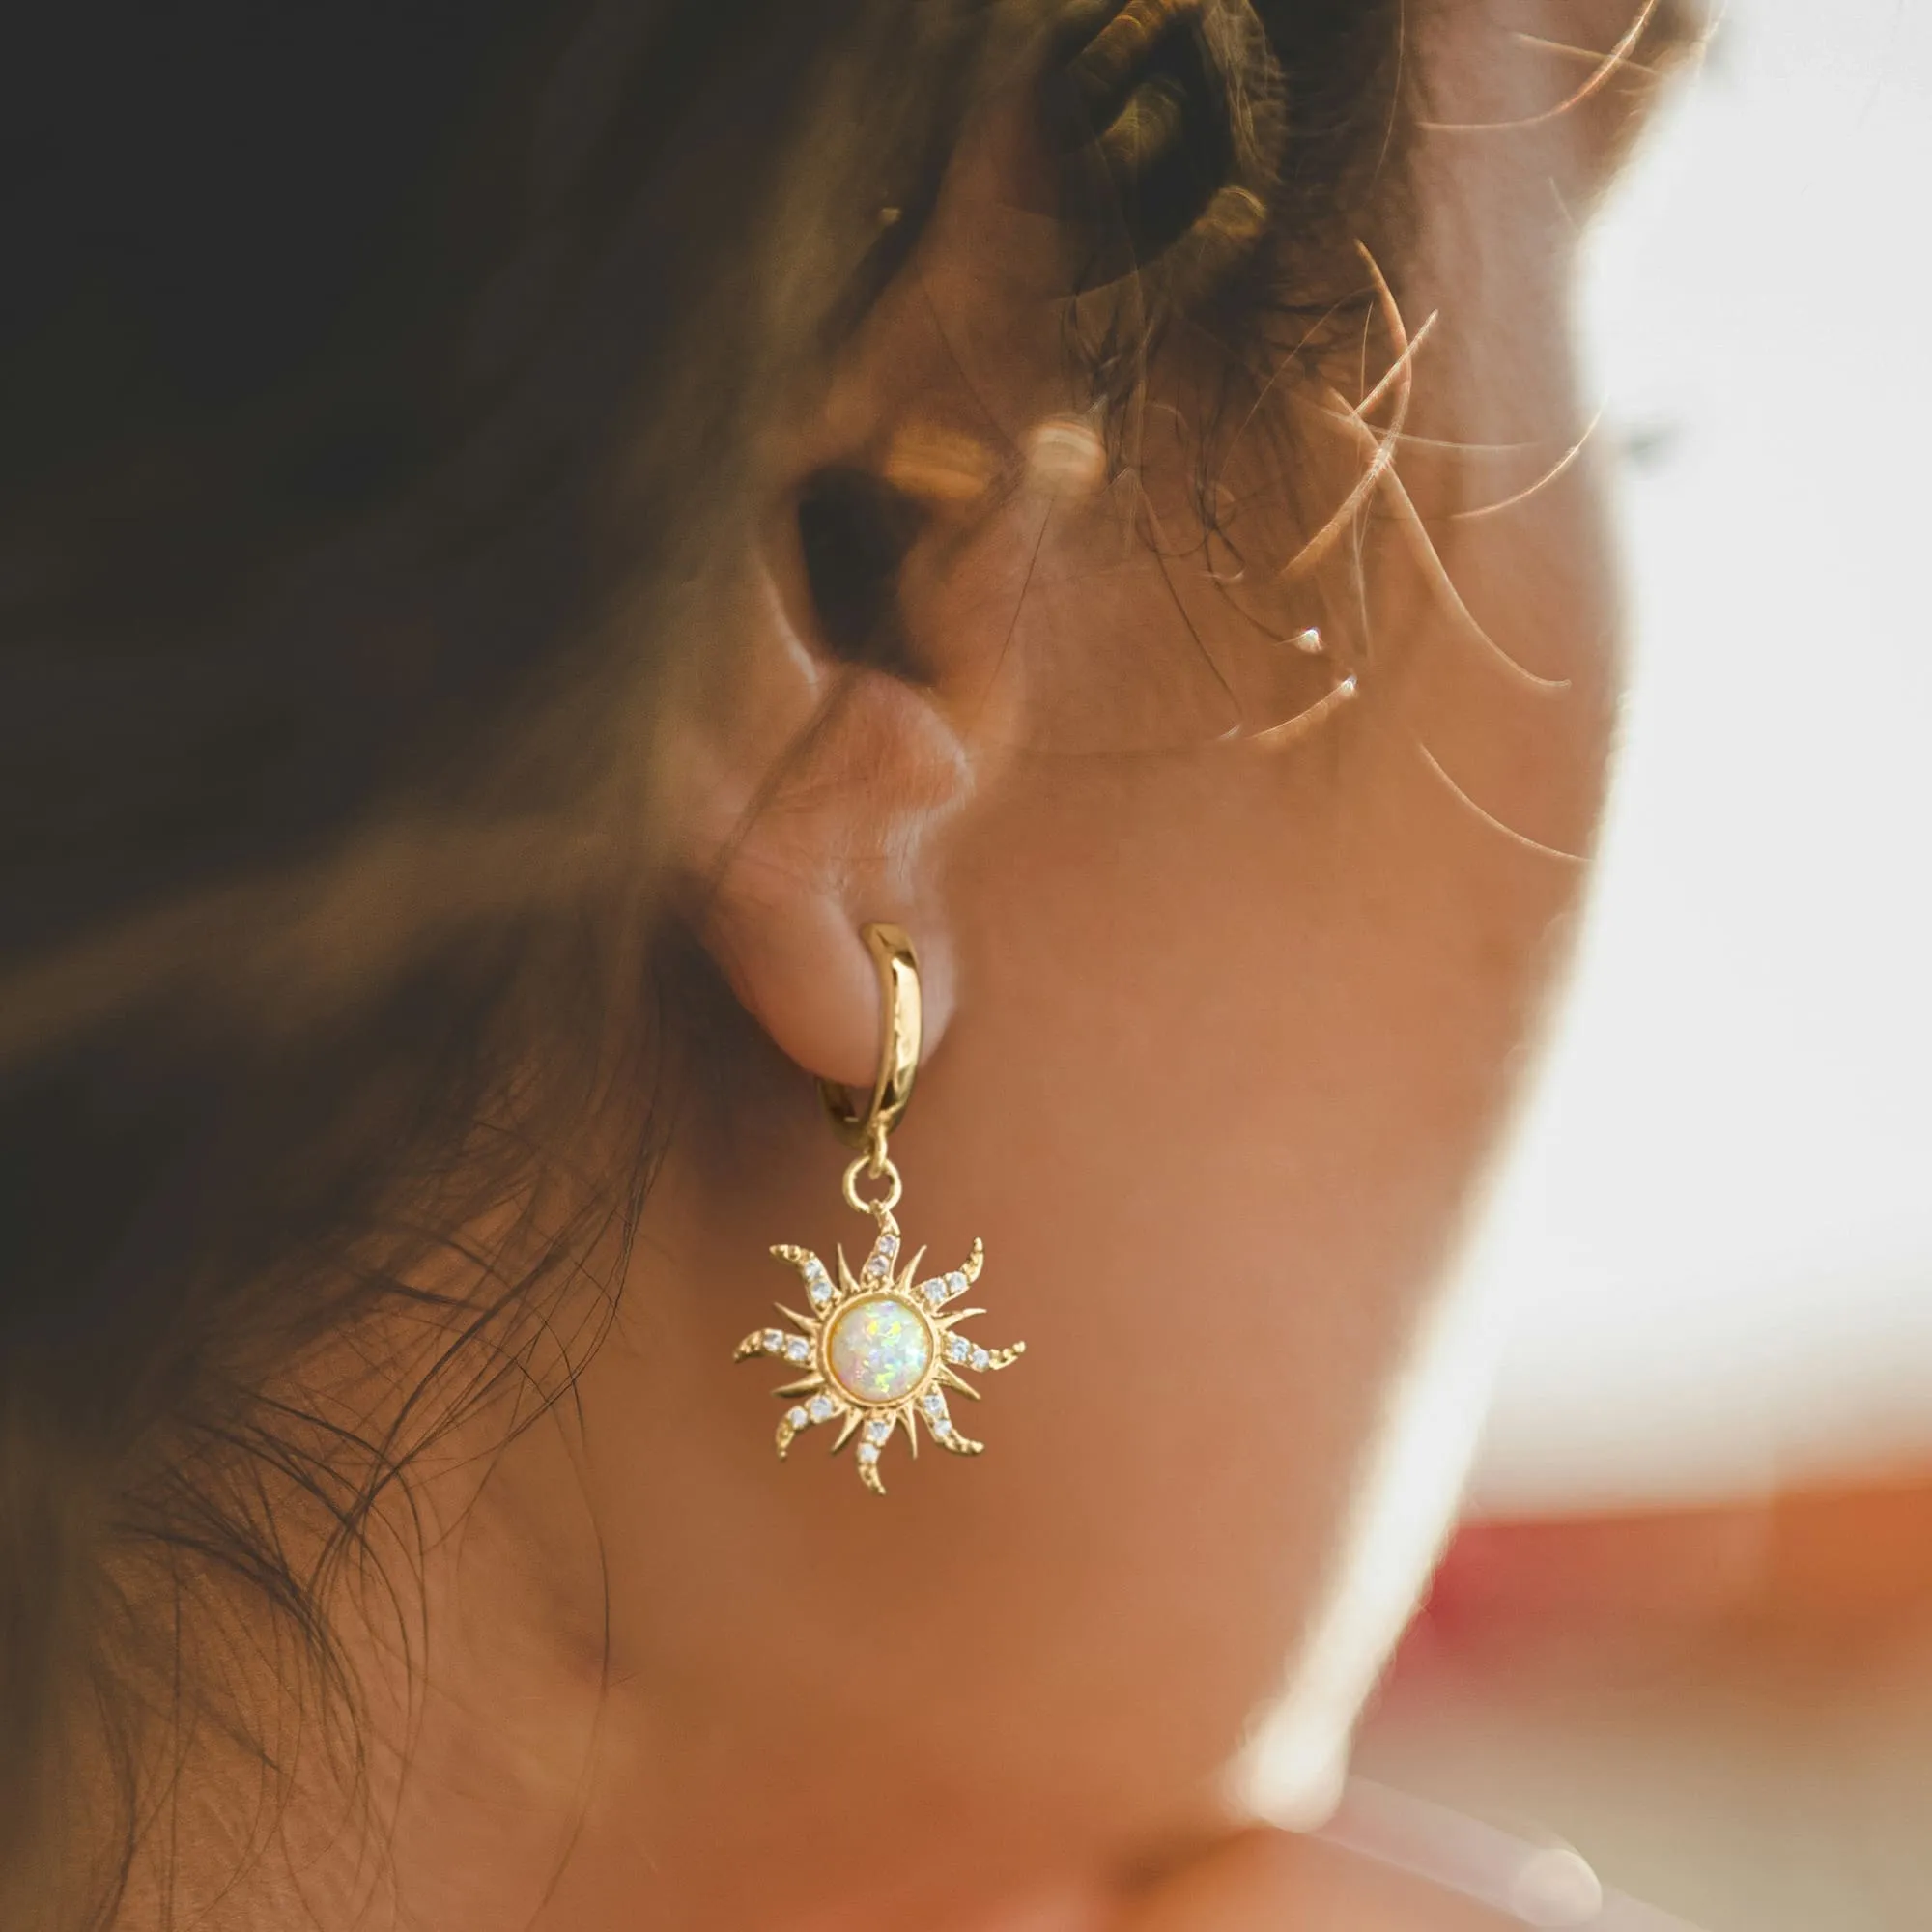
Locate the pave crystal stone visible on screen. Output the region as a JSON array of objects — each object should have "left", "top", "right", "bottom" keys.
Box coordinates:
[
  {"left": 863, "top": 1418, "right": 893, "bottom": 1445},
  {"left": 856, "top": 1442, "right": 880, "bottom": 1465},
  {"left": 762, "top": 1329, "right": 786, "bottom": 1353},
  {"left": 808, "top": 1394, "right": 836, "bottom": 1424},
  {"left": 945, "top": 1335, "right": 970, "bottom": 1364},
  {"left": 945, "top": 1271, "right": 967, "bottom": 1298},
  {"left": 921, "top": 1391, "right": 947, "bottom": 1417},
  {"left": 787, "top": 1406, "right": 810, "bottom": 1429},
  {"left": 922, "top": 1280, "right": 948, "bottom": 1307},
  {"left": 809, "top": 1274, "right": 832, "bottom": 1308},
  {"left": 970, "top": 1347, "right": 991, "bottom": 1373},
  {"left": 825, "top": 1295, "right": 933, "bottom": 1405},
  {"left": 784, "top": 1336, "right": 810, "bottom": 1364}
]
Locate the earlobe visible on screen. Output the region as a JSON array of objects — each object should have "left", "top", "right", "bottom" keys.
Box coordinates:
[
  {"left": 698, "top": 826, "right": 961, "bottom": 1095},
  {"left": 702, "top": 875, "right": 936, "bottom": 1095}
]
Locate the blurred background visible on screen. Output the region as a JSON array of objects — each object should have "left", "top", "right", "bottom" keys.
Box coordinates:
[{"left": 1337, "top": 3, "right": 1932, "bottom": 1926}]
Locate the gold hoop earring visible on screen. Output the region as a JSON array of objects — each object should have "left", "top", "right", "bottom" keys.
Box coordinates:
[{"left": 733, "top": 922, "right": 1025, "bottom": 1495}]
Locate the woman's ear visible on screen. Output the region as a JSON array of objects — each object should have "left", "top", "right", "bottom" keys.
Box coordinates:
[
  {"left": 662, "top": 62, "right": 1091, "bottom": 1093},
  {"left": 667, "top": 15, "right": 1211, "bottom": 1092}
]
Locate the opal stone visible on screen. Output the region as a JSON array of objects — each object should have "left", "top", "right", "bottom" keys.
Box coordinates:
[{"left": 826, "top": 1295, "right": 932, "bottom": 1405}]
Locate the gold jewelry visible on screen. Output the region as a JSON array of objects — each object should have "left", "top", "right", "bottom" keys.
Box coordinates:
[{"left": 733, "top": 923, "right": 1025, "bottom": 1495}]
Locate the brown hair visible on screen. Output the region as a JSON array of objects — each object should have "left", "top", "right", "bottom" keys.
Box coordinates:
[{"left": 0, "top": 1, "right": 1410, "bottom": 1919}]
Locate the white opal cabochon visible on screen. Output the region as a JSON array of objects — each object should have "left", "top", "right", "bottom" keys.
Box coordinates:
[{"left": 825, "top": 1295, "right": 932, "bottom": 1405}]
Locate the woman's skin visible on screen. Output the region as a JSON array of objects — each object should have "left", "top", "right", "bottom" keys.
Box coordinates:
[{"left": 153, "top": 5, "right": 1700, "bottom": 1927}]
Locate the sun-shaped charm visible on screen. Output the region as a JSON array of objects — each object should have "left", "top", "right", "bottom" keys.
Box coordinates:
[{"left": 733, "top": 1204, "right": 1025, "bottom": 1495}]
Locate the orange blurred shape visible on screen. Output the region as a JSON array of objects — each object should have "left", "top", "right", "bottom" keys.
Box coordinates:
[{"left": 1414, "top": 1475, "right": 1932, "bottom": 1660}]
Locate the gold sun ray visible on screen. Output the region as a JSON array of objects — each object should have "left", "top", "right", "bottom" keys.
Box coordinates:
[{"left": 931, "top": 1416, "right": 983, "bottom": 1456}]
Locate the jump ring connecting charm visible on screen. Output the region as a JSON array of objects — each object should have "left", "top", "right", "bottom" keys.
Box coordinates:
[
  {"left": 840, "top": 1147, "right": 902, "bottom": 1215},
  {"left": 733, "top": 921, "right": 1026, "bottom": 1496}
]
